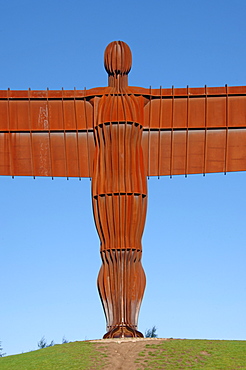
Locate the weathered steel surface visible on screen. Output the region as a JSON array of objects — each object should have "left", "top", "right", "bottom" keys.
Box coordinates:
[
  {"left": 0, "top": 91, "right": 94, "bottom": 177},
  {"left": 1, "top": 41, "right": 246, "bottom": 338},
  {"left": 1, "top": 86, "right": 246, "bottom": 178},
  {"left": 93, "top": 42, "right": 146, "bottom": 337},
  {"left": 143, "top": 86, "right": 246, "bottom": 176}
]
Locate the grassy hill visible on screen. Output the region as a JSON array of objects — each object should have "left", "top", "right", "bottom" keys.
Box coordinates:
[
  {"left": 134, "top": 339, "right": 246, "bottom": 369},
  {"left": 0, "top": 341, "right": 105, "bottom": 370},
  {"left": 0, "top": 339, "right": 246, "bottom": 369}
]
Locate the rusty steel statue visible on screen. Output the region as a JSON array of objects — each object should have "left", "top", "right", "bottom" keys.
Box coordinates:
[
  {"left": 94, "top": 42, "right": 147, "bottom": 338},
  {"left": 1, "top": 41, "right": 246, "bottom": 338}
]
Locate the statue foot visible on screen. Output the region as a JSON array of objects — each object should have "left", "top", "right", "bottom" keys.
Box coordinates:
[{"left": 103, "top": 325, "right": 144, "bottom": 339}]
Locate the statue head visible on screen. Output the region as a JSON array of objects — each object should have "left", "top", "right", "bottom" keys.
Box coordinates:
[{"left": 104, "top": 41, "right": 132, "bottom": 88}]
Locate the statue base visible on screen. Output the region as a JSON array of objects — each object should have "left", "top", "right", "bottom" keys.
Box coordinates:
[{"left": 103, "top": 325, "right": 144, "bottom": 339}]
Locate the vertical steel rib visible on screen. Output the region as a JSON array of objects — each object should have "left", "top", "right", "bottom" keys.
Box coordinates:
[
  {"left": 158, "top": 86, "right": 162, "bottom": 179},
  {"left": 46, "top": 88, "right": 53, "bottom": 179},
  {"left": 61, "top": 87, "right": 69, "bottom": 179},
  {"left": 170, "top": 86, "right": 174, "bottom": 178},
  {"left": 84, "top": 87, "right": 91, "bottom": 179},
  {"left": 185, "top": 85, "right": 189, "bottom": 177},
  {"left": 148, "top": 86, "right": 151, "bottom": 178},
  {"left": 203, "top": 85, "right": 208, "bottom": 176},
  {"left": 7, "top": 88, "right": 14, "bottom": 178},
  {"left": 224, "top": 84, "right": 229, "bottom": 175},
  {"left": 28, "top": 88, "right": 35, "bottom": 178},
  {"left": 73, "top": 88, "right": 81, "bottom": 179}
]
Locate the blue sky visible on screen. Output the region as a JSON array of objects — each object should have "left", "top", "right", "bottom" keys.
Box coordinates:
[{"left": 1, "top": 0, "right": 246, "bottom": 356}]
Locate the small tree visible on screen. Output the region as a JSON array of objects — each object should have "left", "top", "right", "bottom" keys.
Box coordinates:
[
  {"left": 37, "top": 336, "right": 47, "bottom": 349},
  {"left": 38, "top": 337, "right": 55, "bottom": 349},
  {"left": 62, "top": 336, "right": 68, "bottom": 344},
  {"left": 145, "top": 326, "right": 158, "bottom": 338},
  {"left": 0, "top": 341, "right": 6, "bottom": 357}
]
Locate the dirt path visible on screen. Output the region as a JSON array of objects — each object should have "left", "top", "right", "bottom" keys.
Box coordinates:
[{"left": 90, "top": 338, "right": 167, "bottom": 370}]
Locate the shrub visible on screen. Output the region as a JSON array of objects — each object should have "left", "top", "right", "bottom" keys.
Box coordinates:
[
  {"left": 37, "top": 337, "right": 55, "bottom": 349},
  {"left": 145, "top": 326, "right": 158, "bottom": 338},
  {"left": 0, "top": 341, "right": 6, "bottom": 357}
]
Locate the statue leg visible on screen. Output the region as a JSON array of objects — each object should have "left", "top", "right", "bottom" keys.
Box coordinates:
[{"left": 93, "top": 193, "right": 146, "bottom": 338}]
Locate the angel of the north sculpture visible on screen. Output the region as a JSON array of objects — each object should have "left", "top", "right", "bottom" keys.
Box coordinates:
[{"left": 1, "top": 41, "right": 246, "bottom": 339}]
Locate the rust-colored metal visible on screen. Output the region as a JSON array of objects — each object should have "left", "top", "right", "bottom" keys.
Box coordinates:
[
  {"left": 93, "top": 42, "right": 146, "bottom": 338},
  {"left": 1, "top": 41, "right": 246, "bottom": 338}
]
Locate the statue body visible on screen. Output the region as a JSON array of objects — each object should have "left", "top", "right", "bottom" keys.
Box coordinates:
[{"left": 92, "top": 42, "right": 147, "bottom": 337}]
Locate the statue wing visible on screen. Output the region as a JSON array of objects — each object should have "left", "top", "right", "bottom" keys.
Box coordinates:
[
  {"left": 141, "top": 85, "right": 246, "bottom": 177},
  {"left": 2, "top": 86, "right": 246, "bottom": 179},
  {"left": 0, "top": 89, "right": 95, "bottom": 178}
]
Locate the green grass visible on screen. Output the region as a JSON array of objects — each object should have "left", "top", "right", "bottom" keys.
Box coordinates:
[
  {"left": 136, "top": 339, "right": 246, "bottom": 369},
  {"left": 1, "top": 339, "right": 246, "bottom": 369},
  {"left": 0, "top": 341, "right": 105, "bottom": 370}
]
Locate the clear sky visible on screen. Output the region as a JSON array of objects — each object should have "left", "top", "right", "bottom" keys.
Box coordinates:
[{"left": 0, "top": 0, "right": 246, "bottom": 356}]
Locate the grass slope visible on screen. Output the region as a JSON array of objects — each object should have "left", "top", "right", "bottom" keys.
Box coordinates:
[
  {"left": 0, "top": 341, "right": 105, "bottom": 370},
  {"left": 0, "top": 339, "right": 246, "bottom": 369},
  {"left": 136, "top": 339, "right": 246, "bottom": 369}
]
